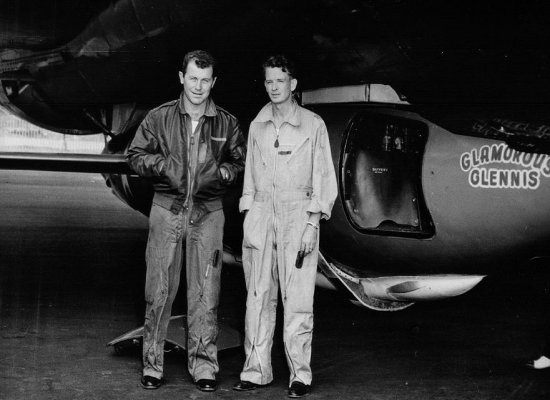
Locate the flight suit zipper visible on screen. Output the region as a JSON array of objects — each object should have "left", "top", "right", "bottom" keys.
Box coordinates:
[
  {"left": 271, "top": 123, "right": 283, "bottom": 300},
  {"left": 271, "top": 124, "right": 280, "bottom": 226}
]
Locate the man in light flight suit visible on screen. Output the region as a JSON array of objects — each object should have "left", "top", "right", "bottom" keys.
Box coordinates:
[{"left": 233, "top": 55, "right": 337, "bottom": 398}]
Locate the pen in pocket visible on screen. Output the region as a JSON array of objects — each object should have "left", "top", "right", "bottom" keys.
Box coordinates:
[{"left": 205, "top": 249, "right": 221, "bottom": 278}]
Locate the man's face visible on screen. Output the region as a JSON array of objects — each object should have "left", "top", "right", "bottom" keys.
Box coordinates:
[
  {"left": 264, "top": 67, "right": 297, "bottom": 105},
  {"left": 179, "top": 60, "right": 216, "bottom": 106}
]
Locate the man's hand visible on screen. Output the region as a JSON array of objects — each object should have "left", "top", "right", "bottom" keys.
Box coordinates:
[
  {"left": 219, "top": 166, "right": 231, "bottom": 183},
  {"left": 300, "top": 224, "right": 317, "bottom": 254}
]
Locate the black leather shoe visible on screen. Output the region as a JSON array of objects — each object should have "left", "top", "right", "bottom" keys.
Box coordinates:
[
  {"left": 141, "top": 375, "right": 163, "bottom": 390},
  {"left": 196, "top": 379, "right": 217, "bottom": 392},
  {"left": 288, "top": 381, "right": 310, "bottom": 398},
  {"left": 233, "top": 380, "right": 267, "bottom": 391},
  {"left": 525, "top": 356, "right": 550, "bottom": 370}
]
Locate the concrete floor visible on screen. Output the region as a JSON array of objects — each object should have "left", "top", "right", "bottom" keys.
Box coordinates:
[{"left": 0, "top": 170, "right": 549, "bottom": 400}]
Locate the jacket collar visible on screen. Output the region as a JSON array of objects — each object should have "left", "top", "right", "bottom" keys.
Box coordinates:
[
  {"left": 253, "top": 100, "right": 301, "bottom": 127},
  {"left": 177, "top": 92, "right": 217, "bottom": 117}
]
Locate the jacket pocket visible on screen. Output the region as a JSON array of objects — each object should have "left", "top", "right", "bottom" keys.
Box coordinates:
[
  {"left": 194, "top": 160, "right": 226, "bottom": 199},
  {"left": 210, "top": 136, "right": 227, "bottom": 159},
  {"left": 153, "top": 155, "right": 183, "bottom": 192}
]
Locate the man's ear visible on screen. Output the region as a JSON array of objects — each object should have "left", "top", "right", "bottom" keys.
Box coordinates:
[
  {"left": 178, "top": 71, "right": 184, "bottom": 85},
  {"left": 212, "top": 76, "right": 217, "bottom": 88},
  {"left": 291, "top": 78, "right": 298, "bottom": 92}
]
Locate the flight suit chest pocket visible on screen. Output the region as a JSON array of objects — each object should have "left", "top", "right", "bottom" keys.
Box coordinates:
[
  {"left": 280, "top": 137, "right": 312, "bottom": 188},
  {"left": 252, "top": 136, "right": 268, "bottom": 168},
  {"left": 286, "top": 136, "right": 310, "bottom": 165}
]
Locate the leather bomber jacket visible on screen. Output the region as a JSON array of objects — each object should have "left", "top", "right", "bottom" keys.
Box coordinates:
[{"left": 126, "top": 94, "right": 246, "bottom": 204}]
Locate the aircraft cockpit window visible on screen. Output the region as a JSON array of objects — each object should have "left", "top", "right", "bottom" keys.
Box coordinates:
[{"left": 341, "top": 113, "right": 434, "bottom": 238}]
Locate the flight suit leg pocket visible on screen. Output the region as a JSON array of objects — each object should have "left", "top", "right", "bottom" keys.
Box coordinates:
[
  {"left": 144, "top": 246, "right": 169, "bottom": 305},
  {"left": 281, "top": 201, "right": 303, "bottom": 248},
  {"left": 243, "top": 202, "right": 264, "bottom": 250}
]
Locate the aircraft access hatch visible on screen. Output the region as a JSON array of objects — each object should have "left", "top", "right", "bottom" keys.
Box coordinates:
[{"left": 341, "top": 113, "right": 434, "bottom": 238}]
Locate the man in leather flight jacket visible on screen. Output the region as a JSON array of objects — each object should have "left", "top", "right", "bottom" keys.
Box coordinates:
[{"left": 127, "top": 50, "right": 246, "bottom": 392}]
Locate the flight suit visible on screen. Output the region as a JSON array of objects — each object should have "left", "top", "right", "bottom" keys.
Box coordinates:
[
  {"left": 239, "top": 102, "right": 337, "bottom": 386},
  {"left": 143, "top": 197, "right": 223, "bottom": 381}
]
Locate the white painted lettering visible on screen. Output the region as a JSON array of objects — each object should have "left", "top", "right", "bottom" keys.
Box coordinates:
[
  {"left": 460, "top": 153, "right": 471, "bottom": 172},
  {"left": 461, "top": 144, "right": 546, "bottom": 189}
]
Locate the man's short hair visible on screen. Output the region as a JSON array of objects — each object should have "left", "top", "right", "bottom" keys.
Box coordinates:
[
  {"left": 182, "top": 50, "right": 216, "bottom": 75},
  {"left": 262, "top": 55, "right": 296, "bottom": 79}
]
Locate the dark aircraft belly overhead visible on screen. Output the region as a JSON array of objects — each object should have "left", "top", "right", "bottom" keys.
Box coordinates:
[{"left": 2, "top": 0, "right": 550, "bottom": 139}]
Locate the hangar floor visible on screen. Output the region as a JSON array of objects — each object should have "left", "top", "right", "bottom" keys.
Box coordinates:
[{"left": 0, "top": 170, "right": 549, "bottom": 400}]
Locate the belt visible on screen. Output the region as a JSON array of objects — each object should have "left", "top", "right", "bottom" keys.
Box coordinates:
[{"left": 254, "top": 190, "right": 312, "bottom": 202}]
